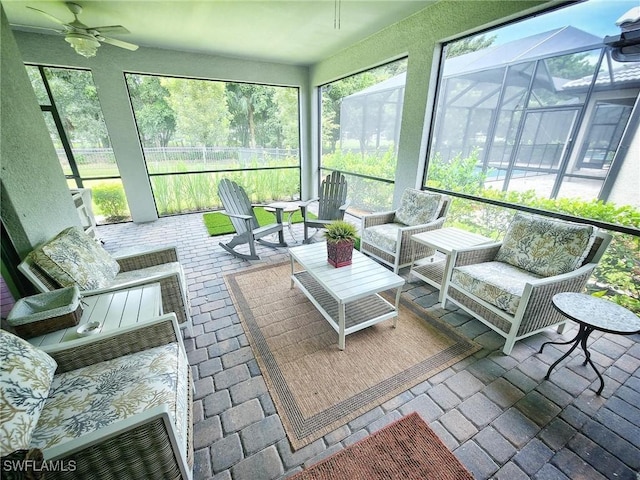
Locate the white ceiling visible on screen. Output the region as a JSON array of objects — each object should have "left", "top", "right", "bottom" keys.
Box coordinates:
[{"left": 3, "top": 0, "right": 435, "bottom": 65}]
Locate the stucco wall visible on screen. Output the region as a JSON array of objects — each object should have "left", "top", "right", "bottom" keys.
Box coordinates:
[{"left": 0, "top": 7, "right": 80, "bottom": 258}]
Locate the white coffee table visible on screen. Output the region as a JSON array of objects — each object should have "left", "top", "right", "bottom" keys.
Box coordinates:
[
  {"left": 27, "top": 283, "right": 162, "bottom": 347},
  {"left": 410, "top": 227, "right": 492, "bottom": 302},
  {"left": 289, "top": 242, "right": 405, "bottom": 350}
]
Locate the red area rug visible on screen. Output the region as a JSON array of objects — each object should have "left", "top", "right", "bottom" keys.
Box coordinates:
[{"left": 290, "top": 412, "right": 473, "bottom": 480}]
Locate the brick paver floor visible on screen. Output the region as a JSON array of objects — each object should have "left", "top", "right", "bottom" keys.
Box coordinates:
[{"left": 97, "top": 212, "right": 640, "bottom": 480}]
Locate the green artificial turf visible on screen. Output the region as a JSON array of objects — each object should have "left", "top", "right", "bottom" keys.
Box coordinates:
[{"left": 203, "top": 206, "right": 313, "bottom": 236}]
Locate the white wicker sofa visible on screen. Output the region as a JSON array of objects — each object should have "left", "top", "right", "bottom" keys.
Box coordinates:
[
  {"left": 0, "top": 314, "right": 193, "bottom": 480},
  {"left": 442, "top": 213, "right": 612, "bottom": 355},
  {"left": 18, "top": 226, "right": 192, "bottom": 335}
]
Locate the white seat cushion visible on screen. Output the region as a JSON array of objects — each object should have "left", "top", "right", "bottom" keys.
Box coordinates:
[
  {"left": 30, "top": 342, "right": 189, "bottom": 452},
  {"left": 110, "top": 262, "right": 184, "bottom": 288},
  {"left": 362, "top": 223, "right": 403, "bottom": 253},
  {"left": 450, "top": 261, "right": 542, "bottom": 315}
]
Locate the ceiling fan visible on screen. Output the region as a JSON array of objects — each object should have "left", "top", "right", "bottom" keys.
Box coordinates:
[{"left": 18, "top": 2, "right": 138, "bottom": 58}]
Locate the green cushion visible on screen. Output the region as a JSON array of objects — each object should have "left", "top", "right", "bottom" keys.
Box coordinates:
[
  {"left": 28, "top": 227, "right": 120, "bottom": 290},
  {"left": 495, "top": 213, "right": 595, "bottom": 277}
]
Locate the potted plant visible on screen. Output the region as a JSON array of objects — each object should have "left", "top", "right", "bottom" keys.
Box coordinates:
[{"left": 324, "top": 220, "right": 358, "bottom": 267}]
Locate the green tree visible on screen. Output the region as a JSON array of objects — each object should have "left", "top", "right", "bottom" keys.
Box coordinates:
[
  {"left": 274, "top": 88, "right": 300, "bottom": 149},
  {"left": 127, "top": 75, "right": 176, "bottom": 147},
  {"left": 446, "top": 34, "right": 496, "bottom": 58},
  {"left": 545, "top": 52, "right": 594, "bottom": 79},
  {"left": 161, "top": 78, "right": 230, "bottom": 146},
  {"left": 44, "top": 68, "right": 111, "bottom": 148},
  {"left": 226, "top": 84, "right": 280, "bottom": 148}
]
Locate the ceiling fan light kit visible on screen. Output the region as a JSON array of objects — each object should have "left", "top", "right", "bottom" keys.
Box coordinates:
[
  {"left": 20, "top": 2, "right": 138, "bottom": 58},
  {"left": 65, "top": 32, "right": 100, "bottom": 57}
]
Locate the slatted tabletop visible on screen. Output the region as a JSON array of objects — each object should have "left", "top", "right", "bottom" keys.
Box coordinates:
[
  {"left": 28, "top": 283, "right": 162, "bottom": 347},
  {"left": 289, "top": 242, "right": 404, "bottom": 303}
]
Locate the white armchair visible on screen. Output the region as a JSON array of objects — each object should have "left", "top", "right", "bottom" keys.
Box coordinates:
[
  {"left": 442, "top": 213, "right": 612, "bottom": 355},
  {"left": 361, "top": 189, "right": 450, "bottom": 273}
]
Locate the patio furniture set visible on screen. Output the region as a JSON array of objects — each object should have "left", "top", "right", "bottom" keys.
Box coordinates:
[{"left": 3, "top": 173, "right": 632, "bottom": 479}]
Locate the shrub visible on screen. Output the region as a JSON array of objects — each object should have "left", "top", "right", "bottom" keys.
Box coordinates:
[{"left": 92, "top": 183, "right": 129, "bottom": 221}]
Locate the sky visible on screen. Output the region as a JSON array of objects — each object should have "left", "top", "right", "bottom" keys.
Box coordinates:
[{"left": 491, "top": 0, "right": 639, "bottom": 45}]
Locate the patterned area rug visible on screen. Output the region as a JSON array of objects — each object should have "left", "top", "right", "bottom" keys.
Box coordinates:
[
  {"left": 290, "top": 412, "right": 474, "bottom": 479},
  {"left": 224, "top": 262, "right": 480, "bottom": 450}
]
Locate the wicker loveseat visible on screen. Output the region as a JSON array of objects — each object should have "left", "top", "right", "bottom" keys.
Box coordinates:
[
  {"left": 18, "top": 226, "right": 192, "bottom": 334},
  {"left": 0, "top": 314, "right": 193, "bottom": 479},
  {"left": 442, "top": 213, "right": 612, "bottom": 355}
]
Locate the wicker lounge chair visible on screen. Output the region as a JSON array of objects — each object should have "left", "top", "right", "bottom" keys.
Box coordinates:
[
  {"left": 18, "top": 227, "right": 192, "bottom": 334},
  {"left": 1, "top": 314, "right": 193, "bottom": 479},
  {"left": 361, "top": 189, "right": 450, "bottom": 273},
  {"left": 442, "top": 213, "right": 612, "bottom": 355}
]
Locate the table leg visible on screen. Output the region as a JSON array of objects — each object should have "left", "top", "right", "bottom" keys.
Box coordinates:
[
  {"left": 541, "top": 324, "right": 604, "bottom": 395},
  {"left": 579, "top": 326, "right": 604, "bottom": 395},
  {"left": 543, "top": 324, "right": 586, "bottom": 380},
  {"left": 338, "top": 302, "right": 346, "bottom": 351},
  {"left": 392, "top": 286, "right": 402, "bottom": 328}
]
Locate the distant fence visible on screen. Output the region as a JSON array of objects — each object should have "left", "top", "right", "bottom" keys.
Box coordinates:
[{"left": 58, "top": 146, "right": 299, "bottom": 167}]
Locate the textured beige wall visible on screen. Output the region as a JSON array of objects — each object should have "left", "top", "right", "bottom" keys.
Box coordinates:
[{"left": 0, "top": 6, "right": 79, "bottom": 259}]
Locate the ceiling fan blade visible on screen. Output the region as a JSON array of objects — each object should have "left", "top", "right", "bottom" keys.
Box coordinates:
[
  {"left": 11, "top": 23, "right": 65, "bottom": 34},
  {"left": 98, "top": 36, "right": 139, "bottom": 51},
  {"left": 87, "top": 25, "right": 130, "bottom": 34},
  {"left": 26, "top": 6, "right": 68, "bottom": 25}
]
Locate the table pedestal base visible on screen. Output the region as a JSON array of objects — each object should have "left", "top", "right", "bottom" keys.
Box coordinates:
[{"left": 539, "top": 324, "right": 604, "bottom": 395}]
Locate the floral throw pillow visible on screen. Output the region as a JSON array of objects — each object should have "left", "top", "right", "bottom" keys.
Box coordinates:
[
  {"left": 0, "top": 330, "right": 57, "bottom": 457},
  {"left": 394, "top": 189, "right": 442, "bottom": 226},
  {"left": 28, "top": 226, "right": 119, "bottom": 290},
  {"left": 495, "top": 213, "right": 596, "bottom": 277}
]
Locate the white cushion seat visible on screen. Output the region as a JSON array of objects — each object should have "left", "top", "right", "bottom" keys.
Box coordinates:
[
  {"left": 360, "top": 222, "right": 404, "bottom": 253},
  {"left": 450, "top": 261, "right": 543, "bottom": 315},
  {"left": 30, "top": 342, "right": 190, "bottom": 453}
]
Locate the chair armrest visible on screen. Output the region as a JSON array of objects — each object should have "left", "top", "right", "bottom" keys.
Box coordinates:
[
  {"left": 299, "top": 198, "right": 319, "bottom": 209},
  {"left": 42, "top": 404, "right": 192, "bottom": 480},
  {"left": 397, "top": 217, "right": 447, "bottom": 263},
  {"left": 362, "top": 211, "right": 396, "bottom": 228},
  {"left": 220, "top": 211, "right": 252, "bottom": 221},
  {"left": 112, "top": 246, "right": 179, "bottom": 272},
  {"left": 516, "top": 263, "right": 597, "bottom": 334},
  {"left": 451, "top": 242, "right": 503, "bottom": 268},
  {"left": 43, "top": 314, "right": 182, "bottom": 373}
]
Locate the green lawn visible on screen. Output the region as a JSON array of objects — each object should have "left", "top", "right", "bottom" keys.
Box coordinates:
[{"left": 203, "top": 207, "right": 312, "bottom": 236}]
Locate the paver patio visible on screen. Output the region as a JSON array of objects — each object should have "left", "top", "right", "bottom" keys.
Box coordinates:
[{"left": 97, "top": 212, "right": 640, "bottom": 480}]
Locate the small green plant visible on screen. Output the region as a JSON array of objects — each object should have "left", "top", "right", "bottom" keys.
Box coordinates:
[
  {"left": 324, "top": 220, "right": 358, "bottom": 243},
  {"left": 92, "top": 183, "right": 128, "bottom": 221}
]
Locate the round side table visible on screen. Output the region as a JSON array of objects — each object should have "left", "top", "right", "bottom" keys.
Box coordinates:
[
  {"left": 265, "top": 201, "right": 301, "bottom": 243},
  {"left": 539, "top": 292, "right": 640, "bottom": 395}
]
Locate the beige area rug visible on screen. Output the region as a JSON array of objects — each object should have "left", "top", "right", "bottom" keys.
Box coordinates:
[{"left": 224, "top": 262, "right": 481, "bottom": 450}]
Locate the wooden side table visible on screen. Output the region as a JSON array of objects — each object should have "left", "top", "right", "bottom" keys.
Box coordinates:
[
  {"left": 410, "top": 227, "right": 492, "bottom": 302},
  {"left": 539, "top": 292, "right": 640, "bottom": 395},
  {"left": 27, "top": 283, "right": 162, "bottom": 347}
]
